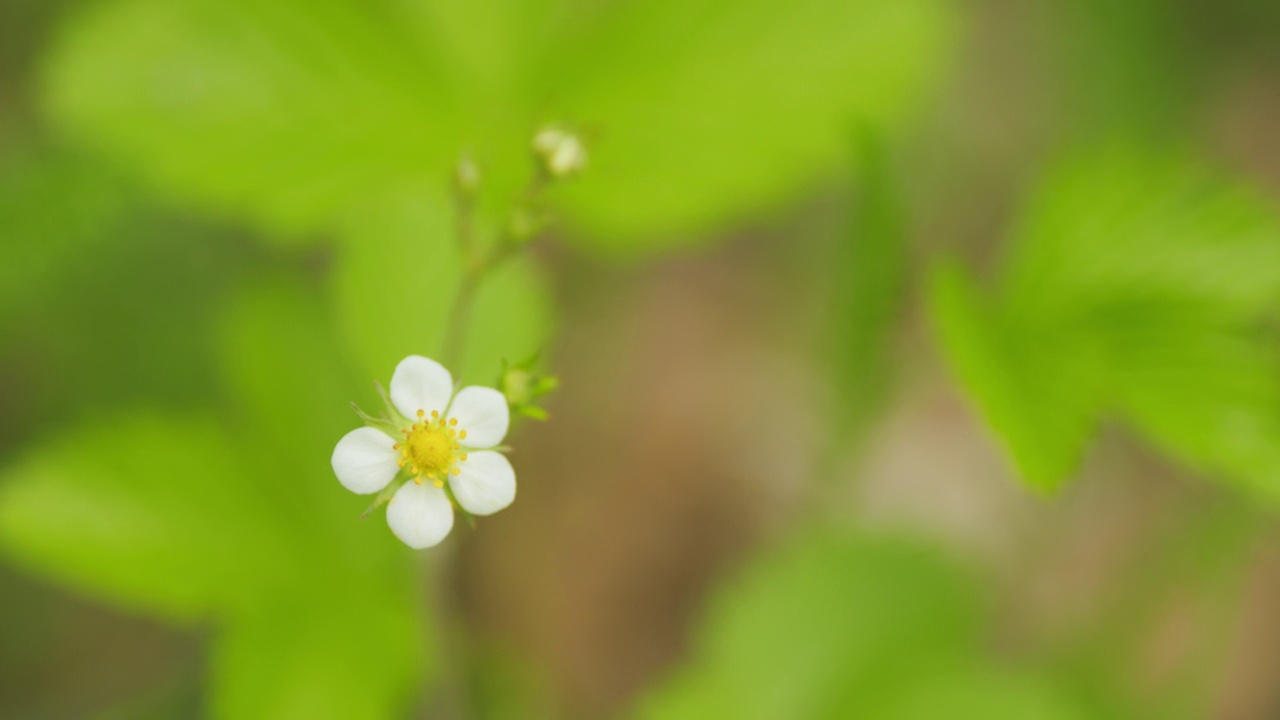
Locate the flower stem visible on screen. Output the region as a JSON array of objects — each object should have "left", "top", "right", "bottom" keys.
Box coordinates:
[
  {"left": 438, "top": 171, "right": 547, "bottom": 370},
  {"left": 422, "top": 542, "right": 472, "bottom": 720},
  {"left": 422, "top": 159, "right": 551, "bottom": 719},
  {"left": 439, "top": 270, "right": 479, "bottom": 371}
]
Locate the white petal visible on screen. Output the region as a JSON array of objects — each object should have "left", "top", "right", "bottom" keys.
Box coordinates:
[
  {"left": 390, "top": 355, "right": 453, "bottom": 420},
  {"left": 331, "top": 427, "right": 400, "bottom": 494},
  {"left": 450, "top": 451, "right": 516, "bottom": 516},
  {"left": 449, "top": 386, "right": 510, "bottom": 448},
  {"left": 386, "top": 482, "right": 454, "bottom": 549}
]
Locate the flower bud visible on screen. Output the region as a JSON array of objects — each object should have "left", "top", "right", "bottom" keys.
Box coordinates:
[
  {"left": 532, "top": 126, "right": 587, "bottom": 178},
  {"left": 499, "top": 355, "right": 559, "bottom": 421}
]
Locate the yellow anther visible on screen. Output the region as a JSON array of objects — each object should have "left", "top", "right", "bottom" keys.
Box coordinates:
[
  {"left": 459, "top": 430, "right": 467, "bottom": 440},
  {"left": 413, "top": 477, "right": 423, "bottom": 485},
  {"left": 460, "top": 453, "right": 468, "bottom": 461},
  {"left": 451, "top": 467, "right": 460, "bottom": 476},
  {"left": 396, "top": 411, "right": 468, "bottom": 486},
  {"left": 392, "top": 443, "right": 399, "bottom": 450},
  {"left": 433, "top": 479, "right": 444, "bottom": 488}
]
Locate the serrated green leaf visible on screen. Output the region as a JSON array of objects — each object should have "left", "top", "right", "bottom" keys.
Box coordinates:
[
  {"left": 633, "top": 532, "right": 979, "bottom": 720},
  {"left": 0, "top": 415, "right": 287, "bottom": 619},
  {"left": 931, "top": 147, "right": 1280, "bottom": 497},
  {"left": 548, "top": 0, "right": 956, "bottom": 251},
  {"left": 0, "top": 278, "right": 432, "bottom": 717},
  {"left": 42, "top": 0, "right": 955, "bottom": 252},
  {"left": 43, "top": 0, "right": 466, "bottom": 238},
  {"left": 930, "top": 262, "right": 1105, "bottom": 490}
]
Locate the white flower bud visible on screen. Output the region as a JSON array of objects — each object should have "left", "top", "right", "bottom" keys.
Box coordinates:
[{"left": 532, "top": 126, "right": 587, "bottom": 178}]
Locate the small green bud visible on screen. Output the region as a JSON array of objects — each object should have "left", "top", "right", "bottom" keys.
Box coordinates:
[{"left": 499, "top": 355, "right": 559, "bottom": 421}]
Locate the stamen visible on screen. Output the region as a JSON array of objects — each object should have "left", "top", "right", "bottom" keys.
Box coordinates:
[
  {"left": 459, "top": 430, "right": 467, "bottom": 440},
  {"left": 460, "top": 453, "right": 468, "bottom": 461},
  {"left": 449, "top": 418, "right": 457, "bottom": 426},
  {"left": 416, "top": 409, "right": 425, "bottom": 418},
  {"left": 451, "top": 467, "right": 460, "bottom": 476},
  {"left": 431, "top": 410, "right": 439, "bottom": 419}
]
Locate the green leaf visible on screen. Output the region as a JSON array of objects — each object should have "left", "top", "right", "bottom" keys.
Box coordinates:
[
  {"left": 0, "top": 279, "right": 431, "bottom": 717},
  {"left": 43, "top": 0, "right": 464, "bottom": 238},
  {"left": 213, "top": 278, "right": 432, "bottom": 718},
  {"left": 929, "top": 262, "right": 1106, "bottom": 490},
  {"left": 548, "top": 0, "right": 956, "bottom": 251},
  {"left": 633, "top": 531, "right": 1092, "bottom": 720},
  {"left": 825, "top": 131, "right": 910, "bottom": 436},
  {"left": 874, "top": 668, "right": 1088, "bottom": 720},
  {"left": 633, "top": 532, "right": 979, "bottom": 720},
  {"left": 0, "top": 146, "right": 134, "bottom": 310},
  {"left": 931, "top": 147, "right": 1280, "bottom": 496},
  {"left": 0, "top": 414, "right": 287, "bottom": 619},
  {"left": 43, "top": 0, "right": 955, "bottom": 252},
  {"left": 210, "top": 591, "right": 425, "bottom": 720},
  {"left": 334, "top": 190, "right": 554, "bottom": 386},
  {"left": 217, "top": 276, "right": 363, "bottom": 470}
]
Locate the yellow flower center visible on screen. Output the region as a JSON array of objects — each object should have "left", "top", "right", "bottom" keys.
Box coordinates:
[{"left": 394, "top": 409, "right": 469, "bottom": 487}]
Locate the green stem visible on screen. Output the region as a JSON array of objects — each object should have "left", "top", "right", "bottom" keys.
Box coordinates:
[
  {"left": 421, "top": 163, "right": 552, "bottom": 720},
  {"left": 439, "top": 269, "right": 480, "bottom": 371},
  {"left": 423, "top": 542, "right": 472, "bottom": 720}
]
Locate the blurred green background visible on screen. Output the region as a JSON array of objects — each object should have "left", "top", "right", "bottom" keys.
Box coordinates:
[{"left": 2, "top": 0, "right": 1280, "bottom": 717}]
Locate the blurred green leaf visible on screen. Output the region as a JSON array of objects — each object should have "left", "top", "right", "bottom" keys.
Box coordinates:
[
  {"left": 634, "top": 533, "right": 973, "bottom": 720},
  {"left": 931, "top": 147, "right": 1280, "bottom": 496},
  {"left": 43, "top": 0, "right": 465, "bottom": 238},
  {"left": 0, "top": 277, "right": 429, "bottom": 718},
  {"left": 929, "top": 262, "right": 1106, "bottom": 488},
  {"left": 334, "top": 190, "right": 554, "bottom": 385},
  {"left": 0, "top": 415, "right": 286, "bottom": 619},
  {"left": 548, "top": 0, "right": 954, "bottom": 251},
  {"left": 0, "top": 208, "right": 246, "bottom": 451},
  {"left": 874, "top": 668, "right": 1087, "bottom": 720},
  {"left": 42, "top": 0, "right": 954, "bottom": 252},
  {"left": 633, "top": 531, "right": 1088, "bottom": 719},
  {"left": 825, "top": 131, "right": 910, "bottom": 436},
  {"left": 0, "top": 146, "right": 133, "bottom": 309},
  {"left": 214, "top": 277, "right": 430, "bottom": 718},
  {"left": 1056, "top": 0, "right": 1193, "bottom": 137},
  {"left": 211, "top": 592, "right": 423, "bottom": 720}
]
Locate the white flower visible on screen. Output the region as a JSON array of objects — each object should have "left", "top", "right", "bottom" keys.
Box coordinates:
[{"left": 330, "top": 355, "right": 516, "bottom": 549}]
